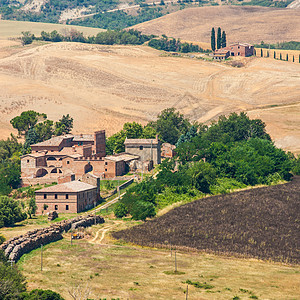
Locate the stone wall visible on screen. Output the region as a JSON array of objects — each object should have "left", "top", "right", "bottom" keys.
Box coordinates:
[{"left": 1, "top": 215, "right": 104, "bottom": 262}]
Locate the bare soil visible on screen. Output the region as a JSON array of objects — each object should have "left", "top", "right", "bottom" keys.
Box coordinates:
[
  {"left": 132, "top": 6, "right": 300, "bottom": 44},
  {"left": 0, "top": 40, "right": 299, "bottom": 153}
]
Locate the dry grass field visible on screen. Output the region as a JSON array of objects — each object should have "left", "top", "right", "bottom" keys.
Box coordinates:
[
  {"left": 0, "top": 40, "right": 299, "bottom": 153},
  {"left": 0, "top": 20, "right": 104, "bottom": 39},
  {"left": 132, "top": 6, "right": 300, "bottom": 45},
  {"left": 15, "top": 220, "right": 300, "bottom": 300}
]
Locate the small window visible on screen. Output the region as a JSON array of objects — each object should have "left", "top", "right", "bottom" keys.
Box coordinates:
[
  {"left": 105, "top": 168, "right": 107, "bottom": 172},
  {"left": 66, "top": 194, "right": 69, "bottom": 199},
  {"left": 238, "top": 52, "right": 240, "bottom": 56},
  {"left": 67, "top": 161, "right": 70, "bottom": 164},
  {"left": 27, "top": 159, "right": 29, "bottom": 163},
  {"left": 55, "top": 205, "right": 58, "bottom": 210},
  {"left": 238, "top": 46, "right": 240, "bottom": 49},
  {"left": 105, "top": 162, "right": 108, "bottom": 165},
  {"left": 55, "top": 194, "right": 57, "bottom": 199},
  {"left": 44, "top": 194, "right": 47, "bottom": 199},
  {"left": 66, "top": 205, "right": 69, "bottom": 210},
  {"left": 139, "top": 146, "right": 143, "bottom": 150}
]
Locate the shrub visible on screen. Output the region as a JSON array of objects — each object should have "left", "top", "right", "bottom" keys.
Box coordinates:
[
  {"left": 0, "top": 196, "right": 26, "bottom": 228},
  {"left": 114, "top": 203, "right": 128, "bottom": 218},
  {"left": 18, "top": 289, "right": 64, "bottom": 300}
]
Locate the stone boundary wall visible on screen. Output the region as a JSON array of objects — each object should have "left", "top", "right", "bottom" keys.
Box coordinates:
[
  {"left": 1, "top": 215, "right": 104, "bottom": 262},
  {"left": 109, "top": 178, "right": 134, "bottom": 198}
]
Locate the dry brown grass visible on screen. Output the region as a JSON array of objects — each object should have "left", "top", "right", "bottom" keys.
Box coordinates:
[
  {"left": 0, "top": 41, "right": 299, "bottom": 153},
  {"left": 16, "top": 220, "right": 300, "bottom": 300},
  {"left": 132, "top": 6, "right": 300, "bottom": 45},
  {"left": 0, "top": 20, "right": 104, "bottom": 39}
]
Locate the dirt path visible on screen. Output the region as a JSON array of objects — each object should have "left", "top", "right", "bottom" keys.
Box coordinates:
[{"left": 89, "top": 221, "right": 122, "bottom": 244}]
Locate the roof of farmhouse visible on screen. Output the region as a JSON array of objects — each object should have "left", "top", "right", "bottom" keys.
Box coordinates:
[
  {"left": 31, "top": 135, "right": 73, "bottom": 147},
  {"left": 36, "top": 181, "right": 96, "bottom": 193}
]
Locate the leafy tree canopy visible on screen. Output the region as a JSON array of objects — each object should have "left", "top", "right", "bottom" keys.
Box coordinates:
[{"left": 0, "top": 196, "right": 26, "bottom": 227}]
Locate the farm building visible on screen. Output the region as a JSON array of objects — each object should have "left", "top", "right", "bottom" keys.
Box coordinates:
[
  {"left": 161, "top": 143, "right": 176, "bottom": 158},
  {"left": 214, "top": 43, "right": 254, "bottom": 59},
  {"left": 213, "top": 50, "right": 230, "bottom": 60},
  {"left": 35, "top": 180, "right": 98, "bottom": 214},
  {"left": 124, "top": 136, "right": 161, "bottom": 165},
  {"left": 21, "top": 130, "right": 162, "bottom": 186}
]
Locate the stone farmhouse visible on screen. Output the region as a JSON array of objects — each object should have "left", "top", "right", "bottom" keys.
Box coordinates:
[
  {"left": 21, "top": 130, "right": 161, "bottom": 186},
  {"left": 214, "top": 43, "right": 254, "bottom": 60},
  {"left": 35, "top": 180, "right": 98, "bottom": 214}
]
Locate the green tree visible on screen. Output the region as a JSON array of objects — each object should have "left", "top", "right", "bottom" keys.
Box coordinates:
[
  {"left": 0, "top": 135, "right": 22, "bottom": 161},
  {"left": 280, "top": 53, "right": 282, "bottom": 60},
  {"left": 274, "top": 51, "right": 276, "bottom": 59},
  {"left": 28, "top": 198, "right": 37, "bottom": 219},
  {"left": 217, "top": 27, "right": 221, "bottom": 49},
  {"left": 54, "top": 114, "right": 73, "bottom": 135},
  {"left": 114, "top": 202, "right": 128, "bottom": 218},
  {"left": 21, "top": 31, "right": 34, "bottom": 45},
  {"left": 0, "top": 250, "right": 27, "bottom": 299},
  {"left": 261, "top": 48, "right": 263, "bottom": 57},
  {"left": 0, "top": 159, "right": 21, "bottom": 195},
  {"left": 10, "top": 111, "right": 46, "bottom": 136},
  {"left": 293, "top": 55, "right": 294, "bottom": 62},
  {"left": 18, "top": 289, "right": 64, "bottom": 300},
  {"left": 221, "top": 30, "right": 226, "bottom": 48},
  {"left": 149, "top": 108, "right": 190, "bottom": 145},
  {"left": 286, "top": 53, "right": 289, "bottom": 61},
  {"left": 123, "top": 122, "right": 143, "bottom": 138},
  {"left": 23, "top": 128, "right": 38, "bottom": 150},
  {"left": 35, "top": 120, "right": 54, "bottom": 142},
  {"left": 0, "top": 196, "right": 26, "bottom": 227},
  {"left": 211, "top": 27, "right": 215, "bottom": 51},
  {"left": 130, "top": 201, "right": 156, "bottom": 221}
]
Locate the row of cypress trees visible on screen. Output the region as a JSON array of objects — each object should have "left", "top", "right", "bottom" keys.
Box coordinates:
[
  {"left": 211, "top": 27, "right": 226, "bottom": 51},
  {"left": 258, "top": 48, "right": 300, "bottom": 62}
]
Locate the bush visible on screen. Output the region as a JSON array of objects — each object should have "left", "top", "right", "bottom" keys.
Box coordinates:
[
  {"left": 18, "top": 289, "right": 64, "bottom": 300},
  {"left": 130, "top": 201, "right": 156, "bottom": 221},
  {"left": 0, "top": 250, "right": 27, "bottom": 300},
  {"left": 114, "top": 203, "right": 128, "bottom": 218},
  {"left": 0, "top": 196, "right": 26, "bottom": 228}
]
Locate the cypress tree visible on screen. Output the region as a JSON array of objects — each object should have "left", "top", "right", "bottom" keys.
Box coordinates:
[
  {"left": 217, "top": 27, "right": 221, "bottom": 49},
  {"left": 274, "top": 51, "right": 276, "bottom": 59},
  {"left": 267, "top": 51, "right": 269, "bottom": 57},
  {"left": 293, "top": 55, "right": 294, "bottom": 62},
  {"left": 211, "top": 28, "right": 216, "bottom": 51},
  {"left": 221, "top": 30, "right": 226, "bottom": 48},
  {"left": 280, "top": 53, "right": 282, "bottom": 60},
  {"left": 260, "top": 48, "right": 263, "bottom": 57},
  {"left": 299, "top": 54, "right": 300, "bottom": 63},
  {"left": 286, "top": 54, "right": 289, "bottom": 61}
]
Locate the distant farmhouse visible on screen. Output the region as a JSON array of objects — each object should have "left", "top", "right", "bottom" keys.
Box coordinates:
[
  {"left": 214, "top": 43, "right": 254, "bottom": 60},
  {"left": 21, "top": 131, "right": 163, "bottom": 186}
]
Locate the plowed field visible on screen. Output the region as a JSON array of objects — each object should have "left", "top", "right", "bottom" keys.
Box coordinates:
[{"left": 113, "top": 177, "right": 300, "bottom": 264}]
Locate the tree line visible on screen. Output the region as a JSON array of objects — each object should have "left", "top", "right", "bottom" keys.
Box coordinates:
[
  {"left": 148, "top": 36, "right": 210, "bottom": 53},
  {"left": 256, "top": 48, "right": 300, "bottom": 63},
  {"left": 211, "top": 27, "right": 226, "bottom": 51}
]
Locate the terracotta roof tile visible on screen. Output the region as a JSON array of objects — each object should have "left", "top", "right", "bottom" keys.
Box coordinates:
[{"left": 35, "top": 181, "right": 96, "bottom": 193}]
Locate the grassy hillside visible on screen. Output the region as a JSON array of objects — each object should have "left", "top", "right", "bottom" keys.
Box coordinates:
[
  {"left": 113, "top": 176, "right": 300, "bottom": 263},
  {"left": 132, "top": 6, "right": 300, "bottom": 44}
]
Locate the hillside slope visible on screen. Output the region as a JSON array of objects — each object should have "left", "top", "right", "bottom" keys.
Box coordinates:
[
  {"left": 0, "top": 41, "right": 299, "bottom": 153},
  {"left": 132, "top": 6, "right": 300, "bottom": 44},
  {"left": 113, "top": 177, "right": 300, "bottom": 264}
]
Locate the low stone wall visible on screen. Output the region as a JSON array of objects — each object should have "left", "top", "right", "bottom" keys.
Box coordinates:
[{"left": 1, "top": 215, "right": 104, "bottom": 262}]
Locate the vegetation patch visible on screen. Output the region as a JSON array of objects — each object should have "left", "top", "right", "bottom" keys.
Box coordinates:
[{"left": 185, "top": 279, "right": 214, "bottom": 289}]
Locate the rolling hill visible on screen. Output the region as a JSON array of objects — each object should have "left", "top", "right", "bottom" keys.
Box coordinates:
[
  {"left": 132, "top": 6, "right": 300, "bottom": 44},
  {"left": 0, "top": 40, "right": 299, "bottom": 153}
]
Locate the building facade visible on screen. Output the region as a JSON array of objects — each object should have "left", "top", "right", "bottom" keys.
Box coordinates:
[
  {"left": 124, "top": 137, "right": 161, "bottom": 165},
  {"left": 214, "top": 43, "right": 254, "bottom": 59},
  {"left": 35, "top": 181, "right": 98, "bottom": 214}
]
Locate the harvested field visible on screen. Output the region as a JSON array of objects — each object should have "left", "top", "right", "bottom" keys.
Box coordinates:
[
  {"left": 113, "top": 177, "right": 300, "bottom": 264},
  {"left": 0, "top": 41, "right": 299, "bottom": 153},
  {"left": 132, "top": 6, "right": 300, "bottom": 44},
  {"left": 0, "top": 20, "right": 104, "bottom": 39}
]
